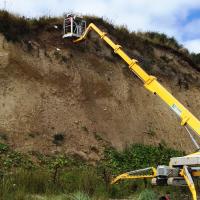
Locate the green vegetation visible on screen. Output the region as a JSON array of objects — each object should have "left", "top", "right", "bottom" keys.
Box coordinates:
[
  {"left": 0, "top": 10, "right": 30, "bottom": 41},
  {"left": 102, "top": 144, "right": 184, "bottom": 174},
  {"left": 138, "top": 189, "right": 158, "bottom": 200},
  {"left": 69, "top": 191, "right": 91, "bottom": 200},
  {"left": 0, "top": 142, "right": 186, "bottom": 200},
  {"left": 0, "top": 143, "right": 33, "bottom": 171},
  {"left": 138, "top": 31, "right": 183, "bottom": 50},
  {"left": 191, "top": 53, "right": 200, "bottom": 66},
  {"left": 0, "top": 10, "right": 60, "bottom": 42}
]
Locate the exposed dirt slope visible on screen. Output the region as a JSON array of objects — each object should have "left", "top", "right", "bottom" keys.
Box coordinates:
[{"left": 0, "top": 19, "right": 200, "bottom": 163}]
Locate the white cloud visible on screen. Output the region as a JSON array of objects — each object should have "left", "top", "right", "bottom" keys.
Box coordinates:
[
  {"left": 1, "top": 0, "right": 200, "bottom": 53},
  {"left": 183, "top": 19, "right": 200, "bottom": 39},
  {"left": 184, "top": 39, "right": 200, "bottom": 53}
]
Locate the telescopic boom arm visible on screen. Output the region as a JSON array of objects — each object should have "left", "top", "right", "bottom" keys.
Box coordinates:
[{"left": 74, "top": 23, "right": 200, "bottom": 138}]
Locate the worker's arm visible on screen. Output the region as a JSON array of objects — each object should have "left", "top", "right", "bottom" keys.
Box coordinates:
[{"left": 74, "top": 23, "right": 200, "bottom": 137}]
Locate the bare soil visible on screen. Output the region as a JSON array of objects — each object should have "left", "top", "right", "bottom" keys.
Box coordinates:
[{"left": 0, "top": 28, "right": 200, "bottom": 163}]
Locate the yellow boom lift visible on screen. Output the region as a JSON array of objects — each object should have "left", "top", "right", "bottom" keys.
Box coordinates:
[{"left": 63, "top": 14, "right": 200, "bottom": 200}]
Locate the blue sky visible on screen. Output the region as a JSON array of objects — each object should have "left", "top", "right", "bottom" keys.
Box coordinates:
[{"left": 1, "top": 0, "right": 200, "bottom": 53}]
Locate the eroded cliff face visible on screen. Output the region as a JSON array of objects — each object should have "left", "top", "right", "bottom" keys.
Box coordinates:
[{"left": 0, "top": 23, "right": 199, "bottom": 162}]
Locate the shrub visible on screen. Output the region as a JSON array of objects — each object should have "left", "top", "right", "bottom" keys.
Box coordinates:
[
  {"left": 138, "top": 31, "right": 182, "bottom": 50},
  {"left": 138, "top": 189, "right": 158, "bottom": 200},
  {"left": 85, "top": 15, "right": 115, "bottom": 34},
  {"left": 191, "top": 53, "right": 200, "bottom": 65},
  {"left": 30, "top": 16, "right": 59, "bottom": 30},
  {"left": 69, "top": 191, "right": 91, "bottom": 200},
  {"left": 0, "top": 10, "right": 30, "bottom": 41},
  {"left": 0, "top": 143, "right": 8, "bottom": 153},
  {"left": 103, "top": 144, "right": 184, "bottom": 174},
  {"left": 53, "top": 133, "right": 65, "bottom": 145},
  {"left": 62, "top": 167, "right": 107, "bottom": 196},
  {"left": 0, "top": 10, "right": 61, "bottom": 42}
]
